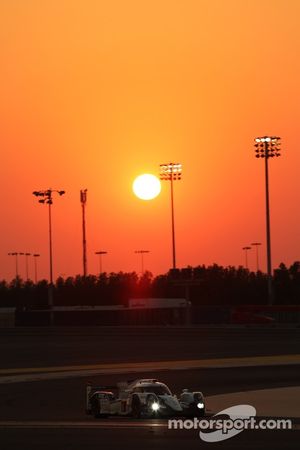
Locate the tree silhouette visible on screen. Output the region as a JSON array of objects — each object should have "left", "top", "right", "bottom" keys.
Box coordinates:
[{"left": 1, "top": 263, "right": 300, "bottom": 309}]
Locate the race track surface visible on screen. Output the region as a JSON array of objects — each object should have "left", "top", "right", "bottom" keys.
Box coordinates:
[{"left": 0, "top": 326, "right": 299, "bottom": 449}]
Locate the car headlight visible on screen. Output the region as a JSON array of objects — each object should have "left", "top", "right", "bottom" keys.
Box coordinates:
[
  {"left": 151, "top": 402, "right": 160, "bottom": 411},
  {"left": 197, "top": 402, "right": 204, "bottom": 409}
]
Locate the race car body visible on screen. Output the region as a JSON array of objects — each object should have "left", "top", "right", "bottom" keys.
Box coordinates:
[{"left": 86, "top": 378, "right": 205, "bottom": 418}]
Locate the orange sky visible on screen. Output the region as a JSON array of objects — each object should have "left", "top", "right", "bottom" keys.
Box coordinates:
[{"left": 0, "top": 0, "right": 300, "bottom": 281}]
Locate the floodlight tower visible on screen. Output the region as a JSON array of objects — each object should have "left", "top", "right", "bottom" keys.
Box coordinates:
[
  {"left": 18, "top": 252, "right": 25, "bottom": 278},
  {"left": 32, "top": 189, "right": 65, "bottom": 316},
  {"left": 135, "top": 250, "right": 150, "bottom": 274},
  {"left": 254, "top": 136, "right": 281, "bottom": 304},
  {"left": 159, "top": 163, "right": 182, "bottom": 269},
  {"left": 242, "top": 246, "right": 251, "bottom": 270},
  {"left": 251, "top": 242, "right": 262, "bottom": 272},
  {"left": 24, "top": 253, "right": 31, "bottom": 280},
  {"left": 95, "top": 251, "right": 107, "bottom": 274},
  {"left": 8, "top": 252, "right": 19, "bottom": 279},
  {"left": 80, "top": 189, "right": 88, "bottom": 277},
  {"left": 33, "top": 254, "right": 40, "bottom": 283}
]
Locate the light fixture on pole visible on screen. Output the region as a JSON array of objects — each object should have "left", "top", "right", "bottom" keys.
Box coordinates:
[
  {"left": 33, "top": 189, "right": 65, "bottom": 320},
  {"left": 254, "top": 136, "right": 281, "bottom": 304},
  {"left": 80, "top": 189, "right": 88, "bottom": 277},
  {"left": 135, "top": 250, "right": 150, "bottom": 274},
  {"left": 242, "top": 246, "right": 251, "bottom": 270},
  {"left": 33, "top": 254, "right": 40, "bottom": 284},
  {"left": 251, "top": 242, "right": 262, "bottom": 272},
  {"left": 8, "top": 252, "right": 19, "bottom": 279},
  {"left": 159, "top": 163, "right": 182, "bottom": 269},
  {"left": 95, "top": 251, "right": 107, "bottom": 274}
]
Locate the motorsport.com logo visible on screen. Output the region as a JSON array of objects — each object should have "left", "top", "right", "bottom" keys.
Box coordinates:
[{"left": 168, "top": 405, "right": 292, "bottom": 442}]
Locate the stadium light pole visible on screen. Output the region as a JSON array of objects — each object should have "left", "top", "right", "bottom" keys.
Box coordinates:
[
  {"left": 251, "top": 242, "right": 262, "bottom": 272},
  {"left": 95, "top": 251, "right": 107, "bottom": 274},
  {"left": 18, "top": 252, "right": 25, "bottom": 278},
  {"left": 33, "top": 189, "right": 65, "bottom": 319},
  {"left": 135, "top": 250, "right": 149, "bottom": 274},
  {"left": 159, "top": 163, "right": 182, "bottom": 269},
  {"left": 254, "top": 136, "right": 281, "bottom": 305},
  {"left": 242, "top": 246, "right": 251, "bottom": 270},
  {"left": 24, "top": 253, "right": 31, "bottom": 280},
  {"left": 80, "top": 189, "right": 88, "bottom": 277},
  {"left": 33, "top": 254, "right": 40, "bottom": 284},
  {"left": 8, "top": 252, "right": 19, "bottom": 279}
]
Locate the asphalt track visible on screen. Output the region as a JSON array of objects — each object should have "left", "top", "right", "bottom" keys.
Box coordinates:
[
  {"left": 0, "top": 366, "right": 299, "bottom": 421},
  {"left": 1, "top": 426, "right": 299, "bottom": 450},
  {"left": 0, "top": 326, "right": 299, "bottom": 369},
  {"left": 0, "top": 367, "right": 299, "bottom": 448},
  {"left": 0, "top": 327, "right": 299, "bottom": 449}
]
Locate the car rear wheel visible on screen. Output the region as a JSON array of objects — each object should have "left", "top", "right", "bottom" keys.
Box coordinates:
[
  {"left": 131, "top": 395, "right": 142, "bottom": 418},
  {"left": 92, "top": 401, "right": 107, "bottom": 419},
  {"left": 92, "top": 402, "right": 101, "bottom": 419}
]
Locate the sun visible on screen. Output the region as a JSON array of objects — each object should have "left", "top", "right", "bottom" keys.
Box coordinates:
[{"left": 133, "top": 174, "right": 161, "bottom": 200}]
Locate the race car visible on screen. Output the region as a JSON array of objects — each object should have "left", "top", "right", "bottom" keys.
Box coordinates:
[{"left": 86, "top": 378, "right": 205, "bottom": 418}]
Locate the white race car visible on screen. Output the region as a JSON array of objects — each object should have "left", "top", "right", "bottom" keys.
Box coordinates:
[{"left": 86, "top": 378, "right": 205, "bottom": 418}]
